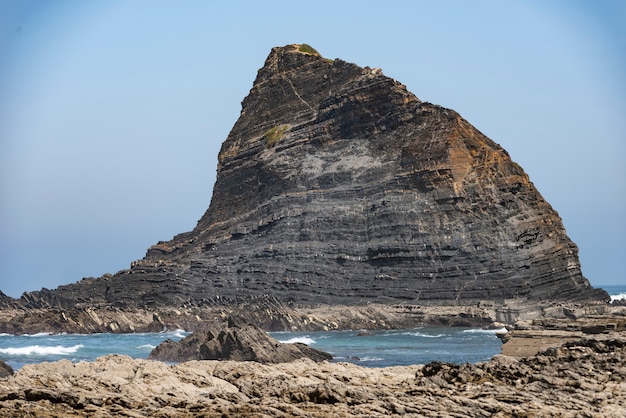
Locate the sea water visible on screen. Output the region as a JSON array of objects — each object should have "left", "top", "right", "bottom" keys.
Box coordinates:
[
  {"left": 270, "top": 327, "right": 506, "bottom": 368},
  {"left": 605, "top": 284, "right": 626, "bottom": 303},
  {"left": 1, "top": 285, "right": 623, "bottom": 371},
  {"left": 0, "top": 329, "right": 189, "bottom": 370},
  {"left": 0, "top": 327, "right": 503, "bottom": 371}
]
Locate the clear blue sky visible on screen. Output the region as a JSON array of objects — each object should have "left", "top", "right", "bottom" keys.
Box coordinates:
[{"left": 1, "top": 1, "right": 624, "bottom": 298}]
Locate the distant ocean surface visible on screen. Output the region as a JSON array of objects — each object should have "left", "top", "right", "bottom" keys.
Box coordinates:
[{"left": 1, "top": 285, "right": 623, "bottom": 371}]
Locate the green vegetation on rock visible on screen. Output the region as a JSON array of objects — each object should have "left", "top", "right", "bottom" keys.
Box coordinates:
[
  {"left": 298, "top": 44, "right": 320, "bottom": 56},
  {"left": 264, "top": 125, "right": 288, "bottom": 148}
]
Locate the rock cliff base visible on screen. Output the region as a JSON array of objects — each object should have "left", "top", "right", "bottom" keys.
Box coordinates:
[{"left": 0, "top": 297, "right": 615, "bottom": 334}]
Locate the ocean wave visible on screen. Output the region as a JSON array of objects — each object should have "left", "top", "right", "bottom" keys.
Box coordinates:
[
  {"left": 278, "top": 336, "right": 316, "bottom": 345},
  {"left": 610, "top": 292, "right": 626, "bottom": 302},
  {"left": 405, "top": 332, "right": 444, "bottom": 338},
  {"left": 358, "top": 356, "right": 384, "bottom": 362},
  {"left": 25, "top": 332, "right": 52, "bottom": 337},
  {"left": 463, "top": 327, "right": 508, "bottom": 334},
  {"left": 0, "top": 344, "right": 83, "bottom": 356},
  {"left": 169, "top": 329, "right": 189, "bottom": 339},
  {"left": 160, "top": 329, "right": 189, "bottom": 339},
  {"left": 137, "top": 344, "right": 156, "bottom": 350}
]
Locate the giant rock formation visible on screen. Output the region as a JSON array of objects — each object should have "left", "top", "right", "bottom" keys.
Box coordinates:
[{"left": 3, "top": 44, "right": 608, "bottom": 311}]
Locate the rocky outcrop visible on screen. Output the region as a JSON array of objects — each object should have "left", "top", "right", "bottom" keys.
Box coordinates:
[
  {"left": 149, "top": 318, "right": 331, "bottom": 363},
  {"left": 0, "top": 44, "right": 608, "bottom": 313},
  {"left": 1, "top": 330, "right": 624, "bottom": 417},
  {"left": 0, "top": 361, "right": 13, "bottom": 379},
  {"left": 3, "top": 298, "right": 616, "bottom": 335},
  {"left": 499, "top": 310, "right": 626, "bottom": 357},
  {"left": 0, "top": 291, "right": 17, "bottom": 308},
  {"left": 0, "top": 301, "right": 490, "bottom": 335}
]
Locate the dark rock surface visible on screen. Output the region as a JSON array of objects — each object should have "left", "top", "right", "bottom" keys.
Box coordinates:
[
  {"left": 0, "top": 292, "right": 17, "bottom": 309},
  {"left": 0, "top": 44, "right": 608, "bottom": 312},
  {"left": 149, "top": 318, "right": 331, "bottom": 363},
  {"left": 0, "top": 361, "right": 13, "bottom": 378}
]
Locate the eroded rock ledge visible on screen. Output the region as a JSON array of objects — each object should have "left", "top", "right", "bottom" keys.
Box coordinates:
[
  {"left": 0, "top": 295, "right": 615, "bottom": 335},
  {"left": 500, "top": 311, "right": 626, "bottom": 357}
]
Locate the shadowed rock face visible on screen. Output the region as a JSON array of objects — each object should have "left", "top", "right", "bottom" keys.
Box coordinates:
[
  {"left": 6, "top": 44, "right": 608, "bottom": 309},
  {"left": 0, "top": 361, "right": 13, "bottom": 378}
]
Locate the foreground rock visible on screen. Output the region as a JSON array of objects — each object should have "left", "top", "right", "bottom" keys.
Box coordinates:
[
  {"left": 1, "top": 331, "right": 624, "bottom": 417},
  {"left": 0, "top": 43, "right": 608, "bottom": 313},
  {"left": 149, "top": 318, "right": 331, "bottom": 363}
]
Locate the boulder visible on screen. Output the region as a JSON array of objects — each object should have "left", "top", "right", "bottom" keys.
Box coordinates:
[
  {"left": 0, "top": 361, "right": 13, "bottom": 378},
  {"left": 149, "top": 318, "right": 331, "bottom": 363}
]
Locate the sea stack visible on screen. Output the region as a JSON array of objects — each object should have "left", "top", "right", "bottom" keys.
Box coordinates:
[{"left": 4, "top": 44, "right": 608, "bottom": 310}]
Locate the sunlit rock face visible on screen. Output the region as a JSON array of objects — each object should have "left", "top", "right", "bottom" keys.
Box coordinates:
[{"left": 13, "top": 44, "right": 608, "bottom": 309}]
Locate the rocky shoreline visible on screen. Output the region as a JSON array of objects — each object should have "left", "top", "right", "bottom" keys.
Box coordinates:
[
  {"left": 0, "top": 307, "right": 624, "bottom": 417},
  {"left": 0, "top": 295, "right": 615, "bottom": 335},
  {"left": 0, "top": 321, "right": 624, "bottom": 417}
]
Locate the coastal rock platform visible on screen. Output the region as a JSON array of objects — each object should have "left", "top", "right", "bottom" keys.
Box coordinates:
[
  {"left": 1, "top": 330, "right": 624, "bottom": 417},
  {"left": 500, "top": 312, "right": 626, "bottom": 357},
  {"left": 0, "top": 296, "right": 614, "bottom": 335}
]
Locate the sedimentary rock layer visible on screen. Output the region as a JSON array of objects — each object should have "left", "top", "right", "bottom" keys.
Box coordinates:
[{"left": 1, "top": 44, "right": 608, "bottom": 310}]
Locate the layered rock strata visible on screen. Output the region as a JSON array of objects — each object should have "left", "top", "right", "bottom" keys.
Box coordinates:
[
  {"left": 0, "top": 298, "right": 616, "bottom": 335},
  {"left": 0, "top": 44, "right": 608, "bottom": 312}
]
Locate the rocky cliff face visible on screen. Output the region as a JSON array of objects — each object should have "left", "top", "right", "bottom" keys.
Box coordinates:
[{"left": 5, "top": 44, "right": 608, "bottom": 309}]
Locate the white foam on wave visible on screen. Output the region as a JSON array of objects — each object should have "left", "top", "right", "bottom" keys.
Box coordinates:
[
  {"left": 406, "top": 331, "right": 444, "bottom": 338},
  {"left": 463, "top": 327, "right": 508, "bottom": 334},
  {"left": 25, "top": 332, "right": 52, "bottom": 337},
  {"left": 358, "top": 356, "right": 384, "bottom": 362},
  {"left": 0, "top": 344, "right": 83, "bottom": 356},
  {"left": 159, "top": 329, "right": 189, "bottom": 339},
  {"left": 279, "top": 336, "right": 316, "bottom": 345},
  {"left": 610, "top": 292, "right": 626, "bottom": 302},
  {"left": 137, "top": 344, "right": 156, "bottom": 350}
]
